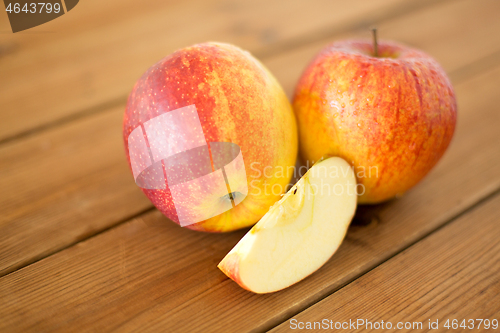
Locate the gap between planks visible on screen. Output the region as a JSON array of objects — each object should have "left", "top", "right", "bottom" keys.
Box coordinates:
[
  {"left": 0, "top": 60, "right": 499, "bottom": 332},
  {"left": 0, "top": 0, "right": 450, "bottom": 146},
  {"left": 267, "top": 188, "right": 500, "bottom": 332},
  {"left": 270, "top": 191, "right": 500, "bottom": 332},
  {"left": 1, "top": 0, "right": 500, "bottom": 278},
  {"left": 1, "top": 45, "right": 498, "bottom": 280}
]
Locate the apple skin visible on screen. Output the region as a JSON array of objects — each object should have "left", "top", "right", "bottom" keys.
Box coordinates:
[
  {"left": 123, "top": 42, "right": 298, "bottom": 232},
  {"left": 218, "top": 252, "right": 250, "bottom": 291},
  {"left": 293, "top": 40, "right": 457, "bottom": 203}
]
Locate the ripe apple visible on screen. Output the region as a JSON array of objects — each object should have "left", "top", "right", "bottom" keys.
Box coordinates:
[
  {"left": 218, "top": 157, "right": 357, "bottom": 293},
  {"left": 293, "top": 40, "right": 457, "bottom": 203},
  {"left": 123, "top": 42, "right": 298, "bottom": 232}
]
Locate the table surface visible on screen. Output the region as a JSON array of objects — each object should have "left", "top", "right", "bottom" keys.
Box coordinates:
[{"left": 1, "top": 0, "right": 499, "bottom": 332}]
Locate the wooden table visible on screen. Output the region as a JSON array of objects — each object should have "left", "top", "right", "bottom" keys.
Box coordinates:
[{"left": 1, "top": 0, "right": 499, "bottom": 331}]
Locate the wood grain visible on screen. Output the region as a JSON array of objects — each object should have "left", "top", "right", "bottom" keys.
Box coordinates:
[
  {"left": 0, "top": 58, "right": 499, "bottom": 333},
  {"left": 1, "top": 0, "right": 499, "bottom": 278},
  {"left": 271, "top": 193, "right": 500, "bottom": 332},
  {"left": 0, "top": 0, "right": 440, "bottom": 143},
  {"left": 0, "top": 107, "right": 151, "bottom": 276}
]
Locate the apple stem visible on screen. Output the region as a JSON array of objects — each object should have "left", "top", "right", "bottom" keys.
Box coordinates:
[{"left": 372, "top": 28, "right": 379, "bottom": 57}]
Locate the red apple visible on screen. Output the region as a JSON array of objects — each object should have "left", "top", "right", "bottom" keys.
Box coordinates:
[
  {"left": 293, "top": 40, "right": 457, "bottom": 203},
  {"left": 123, "top": 42, "right": 298, "bottom": 232}
]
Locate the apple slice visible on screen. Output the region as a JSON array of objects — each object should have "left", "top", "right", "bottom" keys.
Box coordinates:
[{"left": 218, "top": 157, "right": 357, "bottom": 293}]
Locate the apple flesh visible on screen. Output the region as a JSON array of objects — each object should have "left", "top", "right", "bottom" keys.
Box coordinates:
[
  {"left": 123, "top": 42, "right": 298, "bottom": 232},
  {"left": 293, "top": 40, "right": 457, "bottom": 203},
  {"left": 218, "top": 157, "right": 357, "bottom": 293}
]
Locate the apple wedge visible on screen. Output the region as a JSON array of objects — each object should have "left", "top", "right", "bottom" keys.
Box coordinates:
[{"left": 218, "top": 157, "right": 357, "bottom": 293}]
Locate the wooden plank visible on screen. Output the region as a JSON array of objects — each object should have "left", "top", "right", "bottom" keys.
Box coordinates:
[
  {"left": 271, "top": 193, "right": 500, "bottom": 332},
  {"left": 0, "top": 0, "right": 499, "bottom": 278},
  {"left": 0, "top": 0, "right": 439, "bottom": 143},
  {"left": 0, "top": 107, "right": 152, "bottom": 276},
  {"left": 0, "top": 53, "right": 499, "bottom": 333}
]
